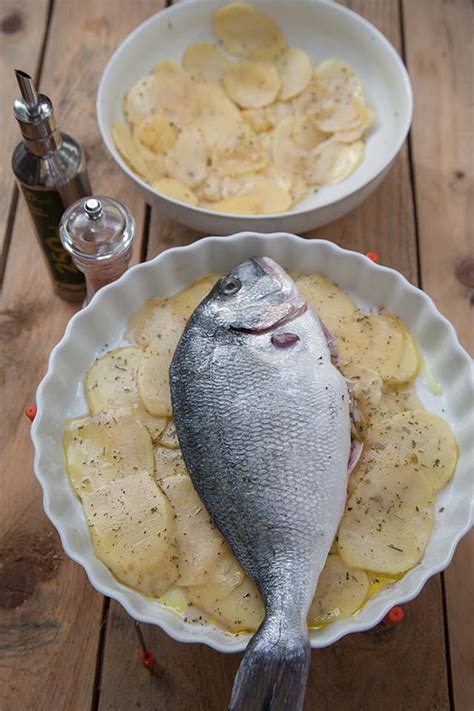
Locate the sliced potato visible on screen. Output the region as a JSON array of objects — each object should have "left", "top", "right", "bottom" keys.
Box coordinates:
[
  {"left": 336, "top": 312, "right": 419, "bottom": 385},
  {"left": 183, "top": 43, "right": 231, "bottom": 83},
  {"left": 151, "top": 60, "right": 196, "bottom": 126},
  {"left": 64, "top": 414, "right": 154, "bottom": 497},
  {"left": 241, "top": 107, "right": 272, "bottom": 134},
  {"left": 361, "top": 385, "right": 423, "bottom": 426},
  {"left": 365, "top": 411, "right": 458, "bottom": 493},
  {"left": 342, "top": 363, "right": 384, "bottom": 414},
  {"left": 186, "top": 576, "right": 265, "bottom": 633},
  {"left": 211, "top": 123, "right": 267, "bottom": 177},
  {"left": 264, "top": 99, "right": 295, "bottom": 128},
  {"left": 137, "top": 344, "right": 172, "bottom": 418},
  {"left": 127, "top": 275, "right": 218, "bottom": 349},
  {"left": 193, "top": 81, "right": 243, "bottom": 150},
  {"left": 335, "top": 105, "right": 374, "bottom": 143},
  {"left": 124, "top": 74, "right": 162, "bottom": 124},
  {"left": 213, "top": 2, "right": 287, "bottom": 61},
  {"left": 210, "top": 175, "right": 291, "bottom": 215},
  {"left": 308, "top": 554, "right": 370, "bottom": 625},
  {"left": 304, "top": 138, "right": 364, "bottom": 186},
  {"left": 276, "top": 47, "right": 313, "bottom": 101},
  {"left": 292, "top": 115, "right": 327, "bottom": 151},
  {"left": 313, "top": 96, "right": 371, "bottom": 134},
  {"left": 160, "top": 419, "right": 180, "bottom": 449},
  {"left": 161, "top": 474, "right": 243, "bottom": 590},
  {"left": 272, "top": 117, "right": 308, "bottom": 176},
  {"left": 112, "top": 121, "right": 152, "bottom": 180},
  {"left": 314, "top": 59, "right": 363, "bottom": 101},
  {"left": 154, "top": 445, "right": 188, "bottom": 483},
  {"left": 152, "top": 178, "right": 199, "bottom": 206},
  {"left": 338, "top": 459, "right": 434, "bottom": 575},
  {"left": 223, "top": 60, "right": 281, "bottom": 109},
  {"left": 292, "top": 272, "right": 359, "bottom": 335},
  {"left": 290, "top": 174, "right": 310, "bottom": 204},
  {"left": 165, "top": 127, "right": 208, "bottom": 189},
  {"left": 133, "top": 113, "right": 178, "bottom": 154},
  {"left": 84, "top": 347, "right": 167, "bottom": 441},
  {"left": 83, "top": 472, "right": 178, "bottom": 596}
]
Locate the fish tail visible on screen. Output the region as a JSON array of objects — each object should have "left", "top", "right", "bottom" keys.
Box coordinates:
[{"left": 228, "top": 615, "right": 310, "bottom": 711}]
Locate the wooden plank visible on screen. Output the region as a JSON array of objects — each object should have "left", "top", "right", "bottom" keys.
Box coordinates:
[
  {"left": 402, "top": 2, "right": 474, "bottom": 709},
  {"left": 0, "top": 0, "right": 50, "bottom": 279},
  {"left": 0, "top": 1, "right": 159, "bottom": 709},
  {"left": 96, "top": 3, "right": 450, "bottom": 711}
]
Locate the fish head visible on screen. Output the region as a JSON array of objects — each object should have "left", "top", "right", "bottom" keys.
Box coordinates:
[{"left": 203, "top": 257, "right": 307, "bottom": 333}]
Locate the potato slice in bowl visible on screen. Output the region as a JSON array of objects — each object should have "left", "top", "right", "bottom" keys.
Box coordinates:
[
  {"left": 183, "top": 43, "right": 231, "bottom": 83},
  {"left": 212, "top": 2, "right": 287, "bottom": 61},
  {"left": 223, "top": 60, "right": 281, "bottom": 109}
]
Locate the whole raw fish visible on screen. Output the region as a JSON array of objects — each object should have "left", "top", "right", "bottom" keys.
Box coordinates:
[{"left": 170, "top": 257, "right": 351, "bottom": 710}]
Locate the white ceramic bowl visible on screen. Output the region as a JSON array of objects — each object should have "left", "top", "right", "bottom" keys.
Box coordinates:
[
  {"left": 97, "top": 0, "right": 413, "bottom": 235},
  {"left": 32, "top": 233, "right": 473, "bottom": 652}
]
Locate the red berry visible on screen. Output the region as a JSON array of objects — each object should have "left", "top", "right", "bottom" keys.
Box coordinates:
[
  {"left": 139, "top": 650, "right": 157, "bottom": 672},
  {"left": 366, "top": 251, "right": 380, "bottom": 263},
  {"left": 25, "top": 404, "right": 37, "bottom": 422},
  {"left": 383, "top": 606, "right": 404, "bottom": 625}
]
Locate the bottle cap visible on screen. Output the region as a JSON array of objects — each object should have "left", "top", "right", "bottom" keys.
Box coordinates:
[{"left": 60, "top": 196, "right": 135, "bottom": 262}]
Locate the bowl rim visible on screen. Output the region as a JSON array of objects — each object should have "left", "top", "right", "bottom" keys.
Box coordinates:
[
  {"left": 31, "top": 232, "right": 473, "bottom": 652},
  {"left": 96, "top": 0, "right": 414, "bottom": 220}
]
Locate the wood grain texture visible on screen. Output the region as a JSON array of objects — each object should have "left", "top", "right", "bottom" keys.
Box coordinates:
[
  {"left": 0, "top": 1, "right": 162, "bottom": 709},
  {"left": 403, "top": 2, "right": 474, "bottom": 709},
  {"left": 0, "top": 0, "right": 50, "bottom": 279}
]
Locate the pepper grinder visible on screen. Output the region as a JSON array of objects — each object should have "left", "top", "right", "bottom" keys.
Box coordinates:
[
  {"left": 12, "top": 70, "right": 92, "bottom": 301},
  {"left": 59, "top": 196, "right": 135, "bottom": 305}
]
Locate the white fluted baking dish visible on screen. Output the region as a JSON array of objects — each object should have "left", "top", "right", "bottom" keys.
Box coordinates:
[{"left": 32, "top": 233, "right": 473, "bottom": 652}]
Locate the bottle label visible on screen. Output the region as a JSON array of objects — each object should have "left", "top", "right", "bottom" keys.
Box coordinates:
[{"left": 21, "top": 187, "right": 85, "bottom": 286}]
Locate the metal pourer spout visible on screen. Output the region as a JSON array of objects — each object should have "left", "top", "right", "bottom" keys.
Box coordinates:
[{"left": 15, "top": 69, "right": 40, "bottom": 117}]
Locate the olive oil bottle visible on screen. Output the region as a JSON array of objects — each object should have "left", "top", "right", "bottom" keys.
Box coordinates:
[{"left": 11, "top": 70, "right": 91, "bottom": 301}]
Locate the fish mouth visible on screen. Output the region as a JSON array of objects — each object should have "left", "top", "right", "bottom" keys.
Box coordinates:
[{"left": 235, "top": 303, "right": 308, "bottom": 335}]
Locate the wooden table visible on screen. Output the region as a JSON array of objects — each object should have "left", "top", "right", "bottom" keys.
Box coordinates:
[{"left": 1, "top": 1, "right": 472, "bottom": 709}]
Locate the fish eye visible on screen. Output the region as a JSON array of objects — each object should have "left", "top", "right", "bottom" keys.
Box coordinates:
[{"left": 220, "top": 275, "right": 242, "bottom": 296}]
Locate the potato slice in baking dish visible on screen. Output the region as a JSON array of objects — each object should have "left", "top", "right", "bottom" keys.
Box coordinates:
[
  {"left": 223, "top": 60, "right": 281, "bottom": 109},
  {"left": 305, "top": 138, "right": 364, "bottom": 186},
  {"left": 133, "top": 114, "right": 178, "bottom": 154},
  {"left": 137, "top": 344, "right": 172, "bottom": 418},
  {"left": 307, "top": 554, "right": 370, "bottom": 626},
  {"left": 276, "top": 47, "right": 313, "bottom": 101},
  {"left": 127, "top": 275, "right": 218, "bottom": 349},
  {"left": 292, "top": 272, "right": 359, "bottom": 335},
  {"left": 160, "top": 474, "right": 244, "bottom": 590},
  {"left": 165, "top": 127, "right": 208, "bottom": 189},
  {"left": 338, "top": 455, "right": 435, "bottom": 575},
  {"left": 212, "top": 2, "right": 287, "bottom": 61},
  {"left": 186, "top": 576, "right": 264, "bottom": 632},
  {"left": 152, "top": 178, "right": 198, "bottom": 206},
  {"left": 212, "top": 123, "right": 267, "bottom": 177},
  {"left": 85, "top": 347, "right": 167, "bottom": 441},
  {"left": 335, "top": 312, "right": 419, "bottom": 385},
  {"left": 64, "top": 414, "right": 154, "bottom": 497},
  {"left": 83, "top": 472, "right": 178, "bottom": 597},
  {"left": 183, "top": 43, "right": 232, "bottom": 83},
  {"left": 210, "top": 175, "right": 292, "bottom": 215},
  {"left": 159, "top": 419, "right": 180, "bottom": 449},
  {"left": 364, "top": 411, "right": 458, "bottom": 493},
  {"left": 314, "top": 58, "right": 363, "bottom": 101},
  {"left": 360, "top": 385, "right": 422, "bottom": 427},
  {"left": 154, "top": 445, "right": 188, "bottom": 483}
]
